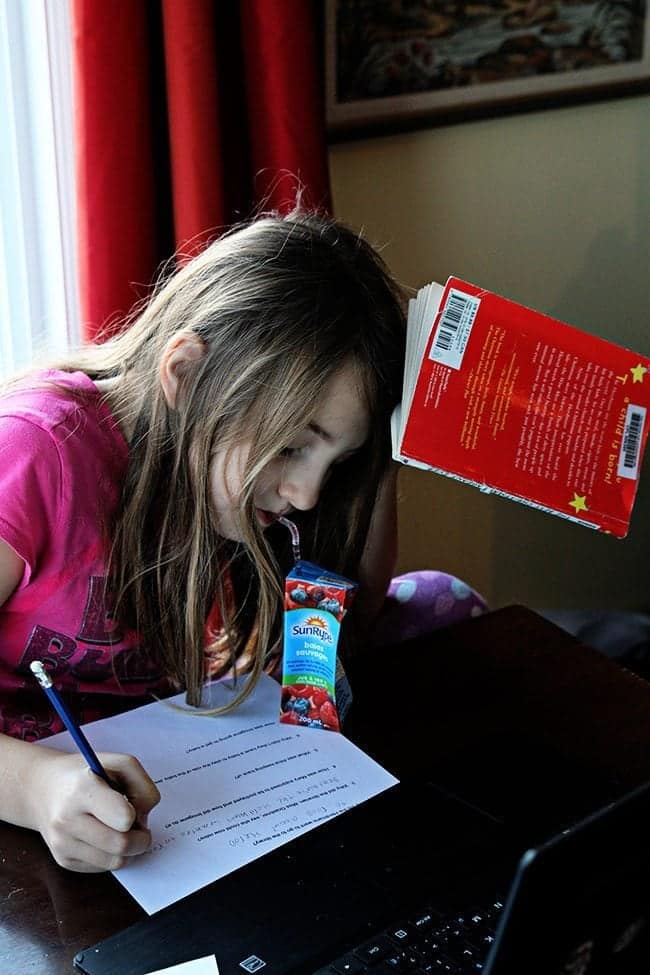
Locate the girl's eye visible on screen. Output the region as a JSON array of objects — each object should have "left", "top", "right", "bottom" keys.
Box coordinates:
[{"left": 279, "top": 445, "right": 305, "bottom": 459}]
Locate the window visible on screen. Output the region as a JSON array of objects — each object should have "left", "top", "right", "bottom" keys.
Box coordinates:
[{"left": 0, "top": 0, "right": 79, "bottom": 380}]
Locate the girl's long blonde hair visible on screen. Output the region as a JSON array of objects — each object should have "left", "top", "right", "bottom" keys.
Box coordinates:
[{"left": 42, "top": 209, "right": 406, "bottom": 709}]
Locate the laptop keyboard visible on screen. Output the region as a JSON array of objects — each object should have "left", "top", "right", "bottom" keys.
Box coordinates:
[{"left": 314, "top": 898, "right": 504, "bottom": 975}]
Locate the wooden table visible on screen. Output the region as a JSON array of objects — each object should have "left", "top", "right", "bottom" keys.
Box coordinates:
[{"left": 2, "top": 605, "right": 650, "bottom": 974}]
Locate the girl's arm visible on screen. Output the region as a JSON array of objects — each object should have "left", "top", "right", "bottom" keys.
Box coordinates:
[
  {"left": 354, "top": 465, "right": 399, "bottom": 630},
  {"left": 0, "top": 536, "right": 23, "bottom": 603},
  {"left": 0, "top": 539, "right": 161, "bottom": 872}
]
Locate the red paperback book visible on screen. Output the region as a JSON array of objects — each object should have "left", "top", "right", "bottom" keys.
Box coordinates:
[{"left": 392, "top": 278, "right": 650, "bottom": 538}]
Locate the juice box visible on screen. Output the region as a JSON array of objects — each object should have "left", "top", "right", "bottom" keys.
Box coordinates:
[{"left": 279, "top": 560, "right": 357, "bottom": 732}]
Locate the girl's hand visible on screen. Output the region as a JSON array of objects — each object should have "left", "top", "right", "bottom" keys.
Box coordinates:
[{"left": 32, "top": 750, "right": 160, "bottom": 873}]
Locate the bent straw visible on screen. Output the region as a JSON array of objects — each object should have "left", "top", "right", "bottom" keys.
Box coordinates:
[{"left": 278, "top": 516, "right": 301, "bottom": 563}]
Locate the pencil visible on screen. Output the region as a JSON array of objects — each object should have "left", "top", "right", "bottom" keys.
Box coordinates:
[{"left": 30, "top": 660, "right": 117, "bottom": 789}]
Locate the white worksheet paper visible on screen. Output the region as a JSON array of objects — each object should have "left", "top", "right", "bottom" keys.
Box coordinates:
[{"left": 40, "top": 674, "right": 397, "bottom": 913}]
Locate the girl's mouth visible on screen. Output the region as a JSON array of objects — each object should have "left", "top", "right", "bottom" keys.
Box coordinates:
[{"left": 255, "top": 508, "right": 278, "bottom": 527}]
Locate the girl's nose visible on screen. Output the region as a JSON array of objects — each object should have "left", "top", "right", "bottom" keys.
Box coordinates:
[{"left": 280, "top": 471, "right": 323, "bottom": 512}]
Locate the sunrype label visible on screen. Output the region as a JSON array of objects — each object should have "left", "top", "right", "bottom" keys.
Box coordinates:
[
  {"left": 290, "top": 614, "right": 334, "bottom": 643},
  {"left": 283, "top": 608, "right": 340, "bottom": 683}
]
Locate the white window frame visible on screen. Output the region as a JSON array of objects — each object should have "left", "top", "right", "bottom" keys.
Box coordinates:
[{"left": 0, "top": 0, "right": 79, "bottom": 380}]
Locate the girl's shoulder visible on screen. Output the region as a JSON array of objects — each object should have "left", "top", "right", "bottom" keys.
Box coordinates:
[
  {"left": 0, "top": 368, "right": 128, "bottom": 468},
  {"left": 0, "top": 369, "right": 97, "bottom": 427}
]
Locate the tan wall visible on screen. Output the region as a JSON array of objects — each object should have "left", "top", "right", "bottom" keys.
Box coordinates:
[{"left": 329, "top": 95, "right": 650, "bottom": 611}]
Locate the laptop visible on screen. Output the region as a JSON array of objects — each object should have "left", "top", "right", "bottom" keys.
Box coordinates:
[{"left": 74, "top": 775, "right": 650, "bottom": 975}]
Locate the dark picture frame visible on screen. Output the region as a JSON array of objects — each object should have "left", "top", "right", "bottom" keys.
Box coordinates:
[{"left": 325, "top": 0, "right": 650, "bottom": 138}]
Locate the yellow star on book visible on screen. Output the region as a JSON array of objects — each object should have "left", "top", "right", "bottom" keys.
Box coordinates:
[
  {"left": 630, "top": 363, "right": 648, "bottom": 383},
  {"left": 569, "top": 493, "right": 589, "bottom": 514}
]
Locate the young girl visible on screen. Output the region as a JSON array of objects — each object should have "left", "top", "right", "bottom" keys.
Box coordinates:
[{"left": 0, "top": 209, "right": 485, "bottom": 873}]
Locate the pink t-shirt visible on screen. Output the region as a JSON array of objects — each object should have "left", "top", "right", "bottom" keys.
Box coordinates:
[{"left": 0, "top": 371, "right": 173, "bottom": 740}]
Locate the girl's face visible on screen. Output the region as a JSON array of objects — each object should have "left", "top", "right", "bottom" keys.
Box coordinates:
[{"left": 209, "top": 362, "right": 370, "bottom": 541}]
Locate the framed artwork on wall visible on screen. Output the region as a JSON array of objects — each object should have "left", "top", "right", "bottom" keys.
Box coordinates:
[{"left": 325, "top": 0, "right": 650, "bottom": 137}]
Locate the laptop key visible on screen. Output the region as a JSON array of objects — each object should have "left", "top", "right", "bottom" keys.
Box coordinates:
[
  {"left": 354, "top": 936, "right": 395, "bottom": 965},
  {"left": 390, "top": 950, "right": 421, "bottom": 972},
  {"left": 427, "top": 956, "right": 462, "bottom": 974},
  {"left": 482, "top": 899, "right": 504, "bottom": 921},
  {"left": 411, "top": 934, "right": 449, "bottom": 961},
  {"left": 331, "top": 954, "right": 368, "bottom": 975},
  {"left": 372, "top": 962, "right": 406, "bottom": 975},
  {"left": 465, "top": 912, "right": 493, "bottom": 940},
  {"left": 459, "top": 948, "right": 480, "bottom": 964},
  {"left": 407, "top": 909, "right": 440, "bottom": 932}
]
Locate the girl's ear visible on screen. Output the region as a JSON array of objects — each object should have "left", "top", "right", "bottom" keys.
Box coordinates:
[{"left": 159, "top": 331, "right": 207, "bottom": 409}]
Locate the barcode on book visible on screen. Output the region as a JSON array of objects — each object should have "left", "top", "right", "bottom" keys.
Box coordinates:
[
  {"left": 429, "top": 288, "right": 480, "bottom": 371},
  {"left": 617, "top": 404, "right": 646, "bottom": 480}
]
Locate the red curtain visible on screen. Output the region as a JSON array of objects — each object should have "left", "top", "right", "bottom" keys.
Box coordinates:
[{"left": 72, "top": 0, "right": 332, "bottom": 339}]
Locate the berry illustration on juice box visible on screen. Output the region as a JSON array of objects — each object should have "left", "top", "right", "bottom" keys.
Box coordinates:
[{"left": 280, "top": 560, "right": 357, "bottom": 732}]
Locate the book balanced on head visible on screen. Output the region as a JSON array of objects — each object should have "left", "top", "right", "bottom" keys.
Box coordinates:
[{"left": 392, "top": 278, "right": 650, "bottom": 538}]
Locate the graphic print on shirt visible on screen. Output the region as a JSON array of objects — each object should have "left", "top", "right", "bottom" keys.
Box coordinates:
[
  {"left": 0, "top": 575, "right": 167, "bottom": 741},
  {"left": 16, "top": 576, "right": 162, "bottom": 686},
  {"left": 0, "top": 688, "right": 56, "bottom": 742}
]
